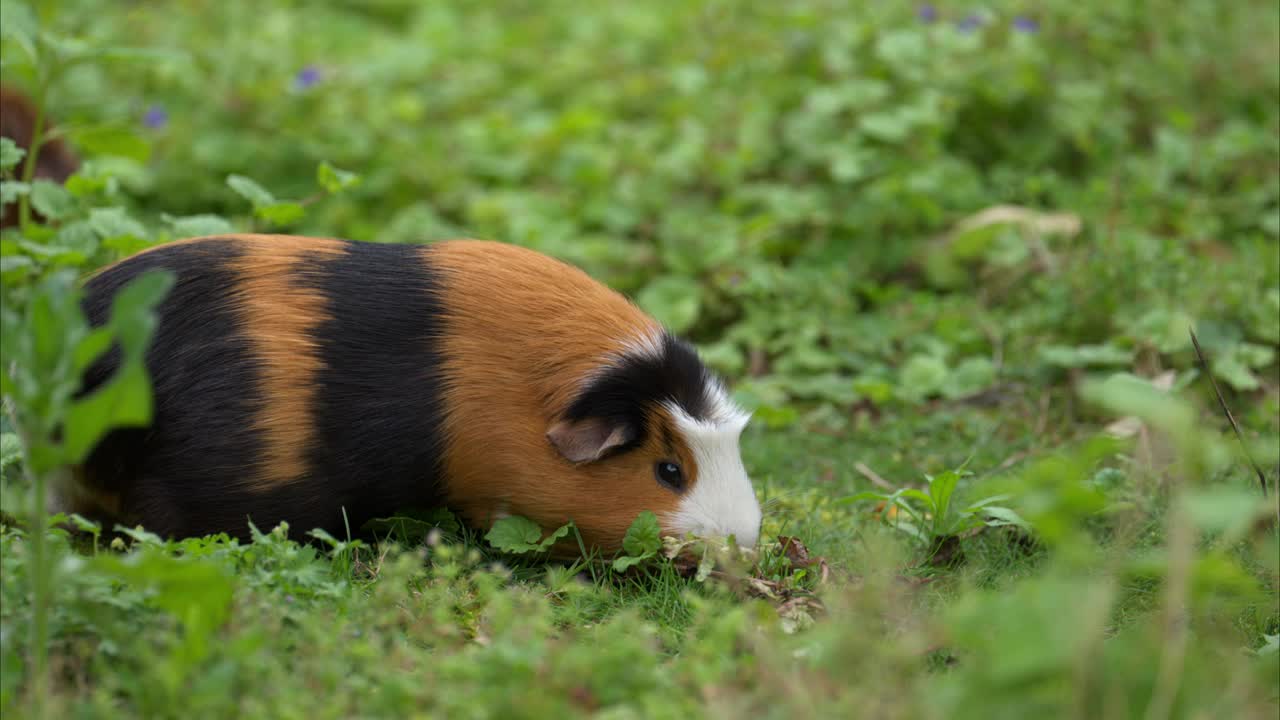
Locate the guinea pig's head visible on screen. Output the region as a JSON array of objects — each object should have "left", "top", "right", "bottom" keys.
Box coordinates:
[{"left": 542, "top": 331, "right": 762, "bottom": 551}]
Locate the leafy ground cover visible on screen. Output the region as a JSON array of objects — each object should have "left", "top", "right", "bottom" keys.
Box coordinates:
[{"left": 1, "top": 1, "right": 1278, "bottom": 717}]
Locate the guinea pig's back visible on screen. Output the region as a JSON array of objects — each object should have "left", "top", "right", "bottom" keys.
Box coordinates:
[{"left": 75, "top": 235, "right": 452, "bottom": 540}]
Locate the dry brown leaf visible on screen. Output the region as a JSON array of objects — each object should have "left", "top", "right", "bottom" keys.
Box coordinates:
[
  {"left": 777, "top": 596, "right": 825, "bottom": 633},
  {"left": 777, "top": 535, "right": 810, "bottom": 566}
]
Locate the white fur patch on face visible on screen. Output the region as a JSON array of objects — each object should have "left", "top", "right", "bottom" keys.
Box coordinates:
[{"left": 662, "top": 390, "right": 762, "bottom": 548}]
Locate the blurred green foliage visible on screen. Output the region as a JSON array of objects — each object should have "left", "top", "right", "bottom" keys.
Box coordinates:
[
  {"left": 1, "top": 0, "right": 1278, "bottom": 718},
  {"left": 2, "top": 0, "right": 1277, "bottom": 415}
]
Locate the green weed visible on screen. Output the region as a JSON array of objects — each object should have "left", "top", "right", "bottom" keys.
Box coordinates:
[{"left": 1, "top": 0, "right": 1278, "bottom": 717}]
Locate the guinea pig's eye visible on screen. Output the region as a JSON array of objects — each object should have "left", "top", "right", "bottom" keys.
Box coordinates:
[{"left": 654, "top": 461, "right": 685, "bottom": 492}]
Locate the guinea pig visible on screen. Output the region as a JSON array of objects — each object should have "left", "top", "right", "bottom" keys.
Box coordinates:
[
  {"left": 0, "top": 84, "right": 79, "bottom": 228},
  {"left": 64, "top": 234, "right": 763, "bottom": 553}
]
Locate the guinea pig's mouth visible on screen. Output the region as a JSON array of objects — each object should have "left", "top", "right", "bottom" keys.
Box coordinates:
[{"left": 662, "top": 508, "right": 762, "bottom": 550}]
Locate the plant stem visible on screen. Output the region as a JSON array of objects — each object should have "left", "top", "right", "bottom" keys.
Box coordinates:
[
  {"left": 17, "top": 69, "right": 51, "bottom": 230},
  {"left": 25, "top": 464, "right": 64, "bottom": 720},
  {"left": 1144, "top": 487, "right": 1192, "bottom": 720}
]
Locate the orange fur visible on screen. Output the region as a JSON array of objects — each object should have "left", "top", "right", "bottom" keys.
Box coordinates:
[
  {"left": 230, "top": 235, "right": 344, "bottom": 488},
  {"left": 85, "top": 233, "right": 344, "bottom": 489},
  {"left": 429, "top": 240, "right": 686, "bottom": 550}
]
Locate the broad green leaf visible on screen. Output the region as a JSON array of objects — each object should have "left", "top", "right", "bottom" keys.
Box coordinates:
[
  {"left": 536, "top": 522, "right": 572, "bottom": 552},
  {"left": 1039, "top": 343, "right": 1133, "bottom": 369},
  {"left": 226, "top": 174, "right": 275, "bottom": 207},
  {"left": 163, "top": 213, "right": 234, "bottom": 238},
  {"left": 622, "top": 510, "right": 662, "bottom": 556},
  {"left": 106, "top": 269, "right": 174, "bottom": 348},
  {"left": 0, "top": 137, "right": 25, "bottom": 173},
  {"left": 317, "top": 161, "right": 361, "bottom": 194},
  {"left": 307, "top": 527, "right": 343, "bottom": 548},
  {"left": 63, "top": 362, "right": 153, "bottom": 463},
  {"left": 888, "top": 520, "right": 928, "bottom": 542},
  {"left": 1130, "top": 308, "right": 1195, "bottom": 354},
  {"left": 859, "top": 111, "right": 911, "bottom": 143},
  {"left": 1211, "top": 342, "right": 1275, "bottom": 392},
  {"left": 54, "top": 220, "right": 100, "bottom": 256},
  {"left": 927, "top": 471, "right": 961, "bottom": 520},
  {"left": 91, "top": 46, "right": 189, "bottom": 65},
  {"left": 611, "top": 551, "right": 654, "bottom": 573},
  {"left": 420, "top": 507, "right": 464, "bottom": 534},
  {"left": 636, "top": 276, "right": 702, "bottom": 334},
  {"left": 64, "top": 172, "right": 113, "bottom": 198},
  {"left": 485, "top": 515, "right": 544, "bottom": 552},
  {"left": 71, "top": 125, "right": 152, "bottom": 163},
  {"left": 699, "top": 340, "right": 745, "bottom": 377},
  {"left": 658, "top": 214, "right": 739, "bottom": 273},
  {"left": 963, "top": 494, "right": 1014, "bottom": 510},
  {"left": 363, "top": 507, "right": 462, "bottom": 544},
  {"left": 0, "top": 432, "right": 21, "bottom": 472},
  {"left": 91, "top": 549, "right": 235, "bottom": 664},
  {"left": 255, "top": 201, "right": 305, "bottom": 226},
  {"left": 852, "top": 375, "right": 894, "bottom": 405},
  {"left": 101, "top": 234, "right": 156, "bottom": 257},
  {"left": 27, "top": 271, "right": 81, "bottom": 382},
  {"left": 1182, "top": 487, "right": 1268, "bottom": 539},
  {"left": 65, "top": 512, "right": 102, "bottom": 534},
  {"left": 897, "top": 489, "right": 935, "bottom": 509},
  {"left": 1, "top": 180, "right": 31, "bottom": 206},
  {"left": 981, "top": 506, "right": 1031, "bottom": 529},
  {"left": 88, "top": 206, "right": 147, "bottom": 241},
  {"left": 942, "top": 356, "right": 996, "bottom": 399},
  {"left": 1252, "top": 289, "right": 1280, "bottom": 343},
  {"left": 0, "top": 254, "right": 35, "bottom": 283},
  {"left": 62, "top": 269, "right": 174, "bottom": 462},
  {"left": 1081, "top": 373, "right": 1196, "bottom": 440},
  {"left": 1211, "top": 353, "right": 1260, "bottom": 391},
  {"left": 17, "top": 238, "right": 88, "bottom": 266},
  {"left": 0, "top": 1, "right": 39, "bottom": 63},
  {"left": 71, "top": 324, "right": 117, "bottom": 371},
  {"left": 898, "top": 354, "right": 948, "bottom": 402},
  {"left": 29, "top": 179, "right": 75, "bottom": 221},
  {"left": 751, "top": 404, "right": 799, "bottom": 429}
]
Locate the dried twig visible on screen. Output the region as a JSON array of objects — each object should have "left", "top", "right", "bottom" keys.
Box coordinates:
[
  {"left": 854, "top": 462, "right": 895, "bottom": 491},
  {"left": 1188, "top": 329, "right": 1268, "bottom": 497}
]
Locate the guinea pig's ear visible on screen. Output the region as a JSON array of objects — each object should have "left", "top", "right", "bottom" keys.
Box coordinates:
[{"left": 546, "top": 416, "right": 635, "bottom": 464}]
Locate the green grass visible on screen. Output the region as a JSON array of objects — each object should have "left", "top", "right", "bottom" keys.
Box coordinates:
[{"left": 2, "top": 0, "right": 1279, "bottom": 717}]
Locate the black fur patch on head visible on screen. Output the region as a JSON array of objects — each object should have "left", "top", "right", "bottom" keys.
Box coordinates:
[{"left": 561, "top": 332, "right": 719, "bottom": 454}]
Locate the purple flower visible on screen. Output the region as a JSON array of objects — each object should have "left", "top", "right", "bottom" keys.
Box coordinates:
[
  {"left": 917, "top": 4, "right": 937, "bottom": 23},
  {"left": 1012, "top": 16, "right": 1039, "bottom": 33},
  {"left": 142, "top": 104, "right": 168, "bottom": 130},
  {"left": 294, "top": 65, "right": 322, "bottom": 91},
  {"left": 956, "top": 13, "right": 984, "bottom": 33}
]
